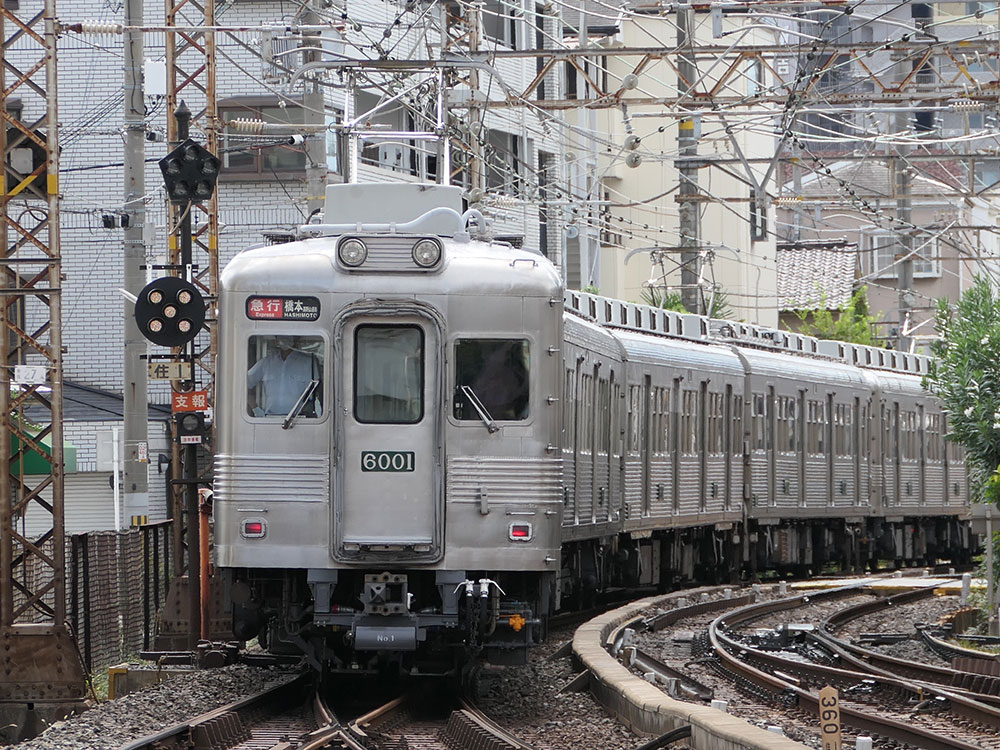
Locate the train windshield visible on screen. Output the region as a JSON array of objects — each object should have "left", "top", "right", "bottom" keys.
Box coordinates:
[
  {"left": 354, "top": 325, "right": 424, "bottom": 424},
  {"left": 453, "top": 339, "right": 529, "bottom": 421},
  {"left": 247, "top": 335, "right": 324, "bottom": 418}
]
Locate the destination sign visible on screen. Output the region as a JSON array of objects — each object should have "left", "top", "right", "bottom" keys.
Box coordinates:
[{"left": 246, "top": 296, "right": 320, "bottom": 321}]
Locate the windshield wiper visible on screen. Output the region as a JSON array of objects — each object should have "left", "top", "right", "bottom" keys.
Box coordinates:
[
  {"left": 282, "top": 379, "right": 320, "bottom": 430},
  {"left": 460, "top": 385, "right": 499, "bottom": 433}
]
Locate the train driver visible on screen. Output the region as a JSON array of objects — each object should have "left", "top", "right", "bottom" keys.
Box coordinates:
[{"left": 247, "top": 335, "right": 322, "bottom": 417}]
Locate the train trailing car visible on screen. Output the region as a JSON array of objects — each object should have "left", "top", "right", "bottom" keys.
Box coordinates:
[{"left": 213, "top": 183, "right": 971, "bottom": 675}]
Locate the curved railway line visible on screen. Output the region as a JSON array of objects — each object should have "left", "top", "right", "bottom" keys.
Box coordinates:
[{"left": 613, "top": 580, "right": 1000, "bottom": 749}]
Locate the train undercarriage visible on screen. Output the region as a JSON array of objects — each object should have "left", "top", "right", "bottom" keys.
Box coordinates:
[
  {"left": 559, "top": 516, "right": 976, "bottom": 607},
  {"left": 226, "top": 568, "right": 551, "bottom": 675}
]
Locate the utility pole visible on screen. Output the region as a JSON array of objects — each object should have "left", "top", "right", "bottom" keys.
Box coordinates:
[
  {"left": 894, "top": 67, "right": 913, "bottom": 352},
  {"left": 302, "top": 0, "right": 327, "bottom": 217},
  {"left": 123, "top": 0, "right": 148, "bottom": 526},
  {"left": 677, "top": 4, "right": 701, "bottom": 314}
]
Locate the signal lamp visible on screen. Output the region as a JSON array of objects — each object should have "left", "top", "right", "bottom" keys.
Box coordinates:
[
  {"left": 338, "top": 238, "right": 367, "bottom": 267},
  {"left": 412, "top": 238, "right": 441, "bottom": 267},
  {"left": 175, "top": 411, "right": 206, "bottom": 445},
  {"left": 135, "top": 276, "right": 205, "bottom": 346},
  {"left": 159, "top": 138, "right": 221, "bottom": 204}
]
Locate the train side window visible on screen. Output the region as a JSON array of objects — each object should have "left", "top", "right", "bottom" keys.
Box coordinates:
[
  {"left": 453, "top": 339, "right": 529, "bottom": 421},
  {"left": 680, "top": 389, "right": 698, "bottom": 455},
  {"left": 563, "top": 368, "right": 576, "bottom": 449},
  {"left": 355, "top": 325, "right": 424, "bottom": 424},
  {"left": 706, "top": 392, "right": 724, "bottom": 455},
  {"left": 732, "top": 395, "right": 743, "bottom": 454},
  {"left": 776, "top": 396, "right": 798, "bottom": 453},
  {"left": 751, "top": 393, "right": 767, "bottom": 451},
  {"left": 926, "top": 413, "right": 941, "bottom": 461},
  {"left": 650, "top": 387, "right": 670, "bottom": 454},
  {"left": 627, "top": 385, "right": 642, "bottom": 453},
  {"left": 247, "top": 335, "right": 324, "bottom": 418},
  {"left": 834, "top": 402, "right": 853, "bottom": 456},
  {"left": 806, "top": 399, "right": 826, "bottom": 455}
]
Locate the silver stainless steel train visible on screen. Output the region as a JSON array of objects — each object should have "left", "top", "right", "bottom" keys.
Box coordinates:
[{"left": 214, "top": 182, "right": 971, "bottom": 675}]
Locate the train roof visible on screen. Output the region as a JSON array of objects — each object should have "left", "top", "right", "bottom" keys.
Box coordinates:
[
  {"left": 565, "top": 291, "right": 931, "bottom": 381},
  {"left": 221, "top": 234, "right": 562, "bottom": 299}
]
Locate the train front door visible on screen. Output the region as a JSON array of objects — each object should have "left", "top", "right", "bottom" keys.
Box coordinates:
[{"left": 334, "top": 312, "right": 443, "bottom": 562}]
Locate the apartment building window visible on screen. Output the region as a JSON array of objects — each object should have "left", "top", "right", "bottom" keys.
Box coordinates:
[
  {"left": 220, "top": 97, "right": 306, "bottom": 178},
  {"left": 482, "top": 0, "right": 518, "bottom": 49},
  {"left": 355, "top": 91, "right": 436, "bottom": 180},
  {"left": 535, "top": 5, "right": 547, "bottom": 100},
  {"left": 864, "top": 231, "right": 940, "bottom": 278},
  {"left": 967, "top": 2, "right": 997, "bottom": 15},
  {"left": 745, "top": 57, "right": 764, "bottom": 97},
  {"left": 975, "top": 158, "right": 1000, "bottom": 190},
  {"left": 486, "top": 129, "right": 523, "bottom": 196}
]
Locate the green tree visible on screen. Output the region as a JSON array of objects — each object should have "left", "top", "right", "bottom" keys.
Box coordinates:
[
  {"left": 924, "top": 276, "right": 1000, "bottom": 485},
  {"left": 640, "top": 286, "right": 734, "bottom": 319},
  {"left": 924, "top": 276, "right": 1000, "bottom": 623},
  {"left": 791, "top": 287, "right": 878, "bottom": 346}
]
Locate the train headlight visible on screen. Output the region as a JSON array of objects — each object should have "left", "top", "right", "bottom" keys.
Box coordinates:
[
  {"left": 412, "top": 238, "right": 441, "bottom": 267},
  {"left": 338, "top": 238, "right": 368, "bottom": 267}
]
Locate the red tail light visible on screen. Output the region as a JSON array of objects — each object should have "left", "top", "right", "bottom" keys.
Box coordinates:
[
  {"left": 508, "top": 523, "right": 532, "bottom": 541},
  {"left": 241, "top": 519, "right": 266, "bottom": 538}
]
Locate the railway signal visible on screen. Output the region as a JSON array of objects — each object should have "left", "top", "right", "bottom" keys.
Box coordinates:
[
  {"left": 158, "top": 137, "right": 220, "bottom": 204},
  {"left": 134, "top": 276, "right": 205, "bottom": 347}
]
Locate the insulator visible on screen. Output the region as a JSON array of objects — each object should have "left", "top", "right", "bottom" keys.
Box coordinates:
[
  {"left": 229, "top": 118, "right": 266, "bottom": 134},
  {"left": 79, "top": 20, "right": 123, "bottom": 34},
  {"left": 951, "top": 99, "right": 986, "bottom": 113}
]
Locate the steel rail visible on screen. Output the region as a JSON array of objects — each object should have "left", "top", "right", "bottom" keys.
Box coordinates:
[
  {"left": 824, "top": 585, "right": 937, "bottom": 632},
  {"left": 118, "top": 671, "right": 315, "bottom": 750},
  {"left": 622, "top": 645, "right": 715, "bottom": 701},
  {"left": 347, "top": 692, "right": 536, "bottom": 749},
  {"left": 708, "top": 591, "right": 997, "bottom": 750},
  {"left": 805, "top": 629, "right": 1000, "bottom": 706}
]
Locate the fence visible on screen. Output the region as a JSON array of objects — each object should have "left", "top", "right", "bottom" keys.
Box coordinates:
[{"left": 65, "top": 522, "right": 174, "bottom": 673}]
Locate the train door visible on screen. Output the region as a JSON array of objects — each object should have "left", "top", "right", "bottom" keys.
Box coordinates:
[{"left": 334, "top": 313, "right": 442, "bottom": 561}]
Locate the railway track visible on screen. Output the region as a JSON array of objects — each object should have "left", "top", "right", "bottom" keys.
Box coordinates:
[
  {"left": 119, "top": 671, "right": 535, "bottom": 750},
  {"left": 345, "top": 691, "right": 535, "bottom": 750},
  {"left": 616, "top": 580, "right": 1000, "bottom": 749}
]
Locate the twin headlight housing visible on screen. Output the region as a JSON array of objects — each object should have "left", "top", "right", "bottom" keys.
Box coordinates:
[{"left": 337, "top": 237, "right": 442, "bottom": 269}]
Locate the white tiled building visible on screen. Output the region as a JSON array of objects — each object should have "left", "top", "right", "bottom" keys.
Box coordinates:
[{"left": 9, "top": 0, "right": 574, "bottom": 530}]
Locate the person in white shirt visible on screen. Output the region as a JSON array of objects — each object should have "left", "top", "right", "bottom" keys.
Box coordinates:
[{"left": 247, "top": 336, "right": 321, "bottom": 416}]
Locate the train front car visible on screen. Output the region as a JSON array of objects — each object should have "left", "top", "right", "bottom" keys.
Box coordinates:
[{"left": 214, "top": 184, "right": 563, "bottom": 675}]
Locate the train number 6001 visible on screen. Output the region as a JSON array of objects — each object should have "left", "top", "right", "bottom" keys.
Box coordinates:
[{"left": 361, "top": 451, "right": 415, "bottom": 472}]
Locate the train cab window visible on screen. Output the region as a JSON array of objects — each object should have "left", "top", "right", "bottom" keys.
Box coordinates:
[
  {"left": 453, "top": 339, "right": 529, "bottom": 421},
  {"left": 355, "top": 325, "right": 424, "bottom": 423},
  {"left": 247, "top": 335, "right": 324, "bottom": 418}
]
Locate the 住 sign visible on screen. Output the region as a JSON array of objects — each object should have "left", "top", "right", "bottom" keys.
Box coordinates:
[{"left": 173, "top": 390, "right": 209, "bottom": 413}]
